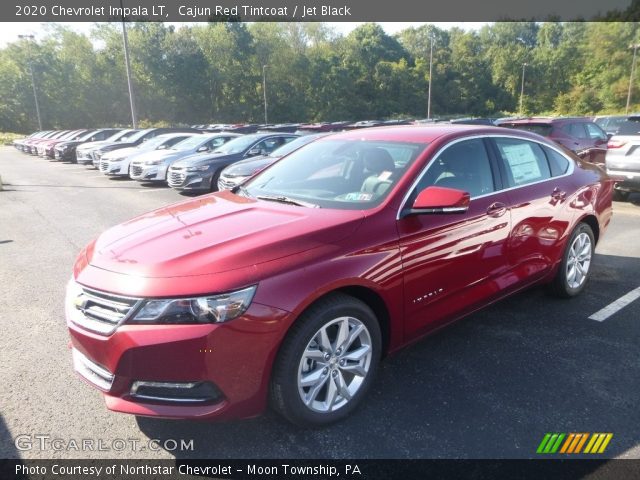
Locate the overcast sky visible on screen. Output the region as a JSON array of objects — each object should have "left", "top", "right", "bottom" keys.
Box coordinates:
[{"left": 0, "top": 22, "right": 489, "bottom": 47}]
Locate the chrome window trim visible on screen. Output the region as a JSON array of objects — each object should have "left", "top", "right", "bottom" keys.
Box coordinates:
[{"left": 396, "top": 134, "right": 576, "bottom": 220}]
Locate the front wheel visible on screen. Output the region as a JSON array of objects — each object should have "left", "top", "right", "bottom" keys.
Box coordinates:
[
  {"left": 549, "top": 222, "right": 595, "bottom": 298},
  {"left": 270, "top": 293, "right": 381, "bottom": 427}
]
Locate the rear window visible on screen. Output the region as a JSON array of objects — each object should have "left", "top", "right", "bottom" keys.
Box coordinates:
[
  {"left": 502, "top": 124, "right": 553, "bottom": 137},
  {"left": 542, "top": 146, "right": 571, "bottom": 177},
  {"left": 617, "top": 119, "right": 640, "bottom": 135}
]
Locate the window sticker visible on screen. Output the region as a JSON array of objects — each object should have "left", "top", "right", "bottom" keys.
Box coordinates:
[
  {"left": 343, "top": 192, "right": 374, "bottom": 201},
  {"left": 500, "top": 143, "right": 542, "bottom": 184}
]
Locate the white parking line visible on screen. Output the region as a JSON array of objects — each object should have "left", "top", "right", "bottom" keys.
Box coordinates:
[
  {"left": 589, "top": 286, "right": 640, "bottom": 322},
  {"left": 138, "top": 188, "right": 168, "bottom": 193}
]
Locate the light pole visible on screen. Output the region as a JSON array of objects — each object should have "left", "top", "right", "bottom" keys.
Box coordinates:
[
  {"left": 120, "top": 0, "right": 138, "bottom": 128},
  {"left": 519, "top": 62, "right": 527, "bottom": 116},
  {"left": 626, "top": 43, "right": 640, "bottom": 114},
  {"left": 427, "top": 33, "right": 434, "bottom": 120},
  {"left": 18, "top": 34, "right": 42, "bottom": 130},
  {"left": 262, "top": 65, "right": 269, "bottom": 125}
]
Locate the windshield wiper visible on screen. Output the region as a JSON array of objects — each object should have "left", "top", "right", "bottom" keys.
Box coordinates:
[
  {"left": 233, "top": 185, "right": 252, "bottom": 198},
  {"left": 256, "top": 195, "right": 319, "bottom": 208}
]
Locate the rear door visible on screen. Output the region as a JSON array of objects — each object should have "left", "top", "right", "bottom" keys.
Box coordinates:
[{"left": 489, "top": 136, "right": 575, "bottom": 286}]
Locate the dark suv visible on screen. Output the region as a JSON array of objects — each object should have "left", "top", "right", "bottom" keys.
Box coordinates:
[{"left": 498, "top": 117, "right": 609, "bottom": 166}]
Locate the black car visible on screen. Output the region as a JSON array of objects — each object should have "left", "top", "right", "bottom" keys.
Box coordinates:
[
  {"left": 91, "top": 127, "right": 200, "bottom": 163},
  {"left": 53, "top": 128, "right": 124, "bottom": 162},
  {"left": 167, "top": 132, "right": 299, "bottom": 193},
  {"left": 217, "top": 132, "right": 331, "bottom": 190}
]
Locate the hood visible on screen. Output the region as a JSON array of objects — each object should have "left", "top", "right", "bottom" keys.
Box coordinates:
[
  {"left": 77, "top": 140, "right": 113, "bottom": 152},
  {"left": 224, "top": 155, "right": 276, "bottom": 176},
  {"left": 172, "top": 151, "right": 236, "bottom": 168},
  {"left": 129, "top": 149, "right": 182, "bottom": 165},
  {"left": 98, "top": 142, "right": 135, "bottom": 153},
  {"left": 103, "top": 146, "right": 139, "bottom": 160},
  {"left": 86, "top": 191, "right": 364, "bottom": 278}
]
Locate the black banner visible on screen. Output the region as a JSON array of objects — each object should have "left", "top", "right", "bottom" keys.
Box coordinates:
[
  {"left": 2, "top": 0, "right": 637, "bottom": 22},
  {"left": 2, "top": 459, "right": 640, "bottom": 480}
]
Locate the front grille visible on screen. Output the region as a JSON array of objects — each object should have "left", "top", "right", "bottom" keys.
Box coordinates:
[
  {"left": 168, "top": 169, "right": 186, "bottom": 187},
  {"left": 72, "top": 348, "right": 114, "bottom": 391},
  {"left": 217, "top": 175, "right": 241, "bottom": 190},
  {"left": 99, "top": 159, "right": 110, "bottom": 172},
  {"left": 70, "top": 285, "right": 142, "bottom": 336},
  {"left": 131, "top": 165, "right": 143, "bottom": 178}
]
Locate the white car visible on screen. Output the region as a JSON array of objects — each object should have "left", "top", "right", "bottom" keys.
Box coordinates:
[
  {"left": 604, "top": 115, "right": 640, "bottom": 200},
  {"left": 129, "top": 133, "right": 240, "bottom": 183},
  {"left": 99, "top": 133, "right": 197, "bottom": 176}
]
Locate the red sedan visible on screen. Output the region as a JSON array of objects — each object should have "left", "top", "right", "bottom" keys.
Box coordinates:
[{"left": 66, "top": 125, "right": 613, "bottom": 426}]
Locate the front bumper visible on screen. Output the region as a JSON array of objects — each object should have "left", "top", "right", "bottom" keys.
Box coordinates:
[
  {"left": 167, "top": 169, "right": 212, "bottom": 191},
  {"left": 130, "top": 164, "right": 168, "bottom": 182},
  {"left": 100, "top": 160, "right": 128, "bottom": 176},
  {"left": 67, "top": 302, "right": 290, "bottom": 420}
]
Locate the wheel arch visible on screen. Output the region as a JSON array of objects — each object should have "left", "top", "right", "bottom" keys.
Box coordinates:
[{"left": 577, "top": 213, "right": 600, "bottom": 245}]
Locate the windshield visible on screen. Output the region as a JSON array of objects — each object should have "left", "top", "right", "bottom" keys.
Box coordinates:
[
  {"left": 77, "top": 130, "right": 101, "bottom": 141},
  {"left": 502, "top": 123, "right": 553, "bottom": 137},
  {"left": 107, "top": 129, "right": 135, "bottom": 142},
  {"left": 213, "top": 134, "right": 263, "bottom": 154},
  {"left": 244, "top": 139, "right": 428, "bottom": 210},
  {"left": 270, "top": 134, "right": 324, "bottom": 157},
  {"left": 124, "top": 129, "right": 154, "bottom": 143},
  {"left": 171, "top": 135, "right": 207, "bottom": 151},
  {"left": 133, "top": 135, "right": 181, "bottom": 151}
]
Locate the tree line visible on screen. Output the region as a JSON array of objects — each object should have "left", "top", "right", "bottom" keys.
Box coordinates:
[{"left": 0, "top": 21, "right": 638, "bottom": 133}]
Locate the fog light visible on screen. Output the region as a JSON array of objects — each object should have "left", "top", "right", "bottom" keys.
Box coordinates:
[{"left": 130, "top": 381, "right": 222, "bottom": 404}]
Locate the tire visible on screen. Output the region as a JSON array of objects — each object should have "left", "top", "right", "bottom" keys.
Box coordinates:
[
  {"left": 613, "top": 189, "right": 630, "bottom": 202},
  {"left": 210, "top": 170, "right": 221, "bottom": 192},
  {"left": 270, "top": 293, "right": 382, "bottom": 427},
  {"left": 549, "top": 222, "right": 595, "bottom": 298}
]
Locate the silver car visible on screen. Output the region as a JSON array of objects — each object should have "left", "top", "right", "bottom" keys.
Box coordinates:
[
  {"left": 605, "top": 116, "right": 640, "bottom": 200},
  {"left": 129, "top": 133, "right": 240, "bottom": 183}
]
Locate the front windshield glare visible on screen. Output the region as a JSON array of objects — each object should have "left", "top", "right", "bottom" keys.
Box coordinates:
[
  {"left": 244, "top": 139, "right": 428, "bottom": 210},
  {"left": 172, "top": 136, "right": 206, "bottom": 150},
  {"left": 215, "top": 135, "right": 260, "bottom": 154}
]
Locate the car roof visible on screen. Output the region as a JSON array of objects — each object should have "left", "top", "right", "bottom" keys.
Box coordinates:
[{"left": 500, "top": 117, "right": 593, "bottom": 126}]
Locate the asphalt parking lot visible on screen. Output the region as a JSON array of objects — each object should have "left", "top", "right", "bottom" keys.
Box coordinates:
[{"left": 1, "top": 146, "right": 639, "bottom": 460}]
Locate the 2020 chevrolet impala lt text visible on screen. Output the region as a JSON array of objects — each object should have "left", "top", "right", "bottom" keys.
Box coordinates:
[{"left": 66, "top": 125, "right": 613, "bottom": 426}]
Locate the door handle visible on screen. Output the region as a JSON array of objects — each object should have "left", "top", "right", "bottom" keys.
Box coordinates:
[
  {"left": 551, "top": 187, "right": 566, "bottom": 201},
  {"left": 486, "top": 202, "right": 507, "bottom": 217}
]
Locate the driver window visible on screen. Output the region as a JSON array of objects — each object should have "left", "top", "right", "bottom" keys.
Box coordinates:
[{"left": 416, "top": 138, "right": 495, "bottom": 198}]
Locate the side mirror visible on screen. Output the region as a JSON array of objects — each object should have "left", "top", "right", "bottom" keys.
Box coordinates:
[
  {"left": 607, "top": 133, "right": 613, "bottom": 140},
  {"left": 247, "top": 147, "right": 263, "bottom": 157},
  {"left": 408, "top": 186, "right": 470, "bottom": 215},
  {"left": 157, "top": 144, "right": 167, "bottom": 150},
  {"left": 197, "top": 145, "right": 208, "bottom": 152}
]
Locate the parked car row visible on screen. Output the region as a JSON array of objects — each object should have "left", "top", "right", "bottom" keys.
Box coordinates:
[
  {"left": 13, "top": 114, "right": 639, "bottom": 200},
  {"left": 13, "top": 127, "right": 324, "bottom": 195}
]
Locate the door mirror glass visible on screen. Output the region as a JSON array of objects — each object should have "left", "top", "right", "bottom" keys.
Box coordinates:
[
  {"left": 411, "top": 186, "right": 470, "bottom": 214},
  {"left": 197, "top": 145, "right": 208, "bottom": 152}
]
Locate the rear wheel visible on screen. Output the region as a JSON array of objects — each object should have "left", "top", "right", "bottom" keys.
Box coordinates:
[
  {"left": 270, "top": 293, "right": 381, "bottom": 427},
  {"left": 549, "top": 223, "right": 595, "bottom": 298}
]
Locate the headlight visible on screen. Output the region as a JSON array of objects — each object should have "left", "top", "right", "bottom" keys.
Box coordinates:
[
  {"left": 129, "top": 286, "right": 257, "bottom": 324},
  {"left": 186, "top": 165, "right": 210, "bottom": 172}
]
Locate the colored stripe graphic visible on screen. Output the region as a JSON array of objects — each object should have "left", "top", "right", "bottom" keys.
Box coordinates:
[{"left": 537, "top": 433, "right": 612, "bottom": 454}]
